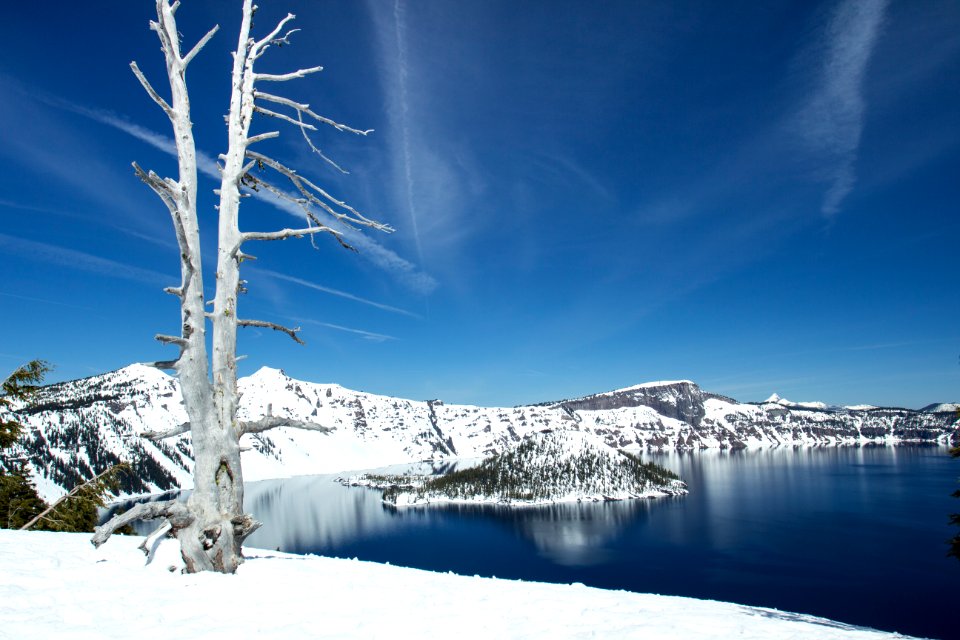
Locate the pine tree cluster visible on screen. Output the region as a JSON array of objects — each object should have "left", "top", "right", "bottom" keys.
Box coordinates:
[
  {"left": 371, "top": 431, "right": 685, "bottom": 505},
  {"left": 1, "top": 361, "right": 133, "bottom": 533}
]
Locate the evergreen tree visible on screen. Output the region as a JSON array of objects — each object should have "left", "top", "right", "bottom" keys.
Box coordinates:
[
  {"left": 0, "top": 473, "right": 46, "bottom": 529},
  {"left": 1, "top": 361, "right": 51, "bottom": 529},
  {"left": 1, "top": 361, "right": 132, "bottom": 533},
  {"left": 0, "top": 360, "right": 50, "bottom": 449}
]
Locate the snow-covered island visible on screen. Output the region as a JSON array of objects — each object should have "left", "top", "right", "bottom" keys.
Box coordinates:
[{"left": 343, "top": 431, "right": 687, "bottom": 506}]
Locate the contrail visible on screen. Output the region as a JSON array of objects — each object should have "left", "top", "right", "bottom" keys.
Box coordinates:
[
  {"left": 254, "top": 268, "right": 421, "bottom": 318},
  {"left": 0, "top": 232, "right": 172, "bottom": 286},
  {"left": 393, "top": 0, "right": 426, "bottom": 266},
  {"left": 801, "top": 0, "right": 888, "bottom": 216}
]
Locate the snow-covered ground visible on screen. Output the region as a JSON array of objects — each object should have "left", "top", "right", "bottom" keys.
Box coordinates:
[{"left": 0, "top": 530, "right": 920, "bottom": 639}]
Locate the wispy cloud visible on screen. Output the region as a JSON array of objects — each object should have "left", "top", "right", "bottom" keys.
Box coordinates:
[
  {"left": 0, "top": 290, "right": 99, "bottom": 313},
  {"left": 0, "top": 197, "right": 176, "bottom": 251},
  {"left": 391, "top": 0, "right": 424, "bottom": 265},
  {"left": 50, "top": 98, "right": 438, "bottom": 295},
  {"left": 0, "top": 233, "right": 172, "bottom": 286},
  {"left": 252, "top": 268, "right": 420, "bottom": 318},
  {"left": 298, "top": 318, "right": 397, "bottom": 343},
  {"left": 71, "top": 106, "right": 222, "bottom": 178},
  {"left": 796, "top": 0, "right": 889, "bottom": 216},
  {"left": 366, "top": 0, "right": 478, "bottom": 288}
]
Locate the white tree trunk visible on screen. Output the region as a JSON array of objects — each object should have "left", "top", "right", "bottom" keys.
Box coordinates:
[{"left": 93, "top": 0, "right": 389, "bottom": 574}]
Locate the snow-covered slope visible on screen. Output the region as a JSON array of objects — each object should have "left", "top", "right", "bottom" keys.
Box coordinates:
[
  {"left": 921, "top": 402, "right": 960, "bottom": 413},
  {"left": 0, "top": 530, "right": 916, "bottom": 640},
  {"left": 6, "top": 365, "right": 958, "bottom": 500}
]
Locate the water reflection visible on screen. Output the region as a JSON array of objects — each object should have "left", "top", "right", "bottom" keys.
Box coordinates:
[
  {"left": 382, "top": 498, "right": 672, "bottom": 566},
  {"left": 242, "top": 463, "right": 671, "bottom": 567}
]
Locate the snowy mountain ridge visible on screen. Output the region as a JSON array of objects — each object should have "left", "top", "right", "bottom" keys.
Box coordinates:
[{"left": 6, "top": 364, "right": 958, "bottom": 501}]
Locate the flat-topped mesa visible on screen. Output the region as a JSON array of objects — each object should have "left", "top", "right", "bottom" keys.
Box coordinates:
[{"left": 552, "top": 380, "right": 706, "bottom": 427}]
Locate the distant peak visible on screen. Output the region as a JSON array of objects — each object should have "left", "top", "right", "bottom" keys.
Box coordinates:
[
  {"left": 615, "top": 380, "right": 696, "bottom": 393},
  {"left": 249, "top": 366, "right": 288, "bottom": 379},
  {"left": 765, "top": 394, "right": 828, "bottom": 410},
  {"left": 120, "top": 363, "right": 172, "bottom": 380}
]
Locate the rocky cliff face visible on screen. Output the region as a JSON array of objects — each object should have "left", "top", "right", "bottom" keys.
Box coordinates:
[
  {"left": 4, "top": 365, "right": 957, "bottom": 501},
  {"left": 554, "top": 381, "right": 706, "bottom": 426}
]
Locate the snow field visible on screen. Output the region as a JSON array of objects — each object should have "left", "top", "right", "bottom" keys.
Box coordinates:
[{"left": 0, "top": 530, "right": 919, "bottom": 640}]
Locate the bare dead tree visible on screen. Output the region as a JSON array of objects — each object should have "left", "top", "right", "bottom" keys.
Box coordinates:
[{"left": 93, "top": 0, "right": 390, "bottom": 573}]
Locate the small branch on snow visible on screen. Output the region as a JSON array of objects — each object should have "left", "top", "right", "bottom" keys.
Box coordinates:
[
  {"left": 20, "top": 464, "right": 128, "bottom": 531},
  {"left": 138, "top": 521, "right": 173, "bottom": 561},
  {"left": 238, "top": 319, "right": 304, "bottom": 344},
  {"left": 91, "top": 499, "right": 192, "bottom": 549}
]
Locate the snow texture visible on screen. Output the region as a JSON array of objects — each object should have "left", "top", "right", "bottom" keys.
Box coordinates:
[
  {"left": 7, "top": 364, "right": 957, "bottom": 501},
  {"left": 0, "top": 529, "right": 919, "bottom": 640}
]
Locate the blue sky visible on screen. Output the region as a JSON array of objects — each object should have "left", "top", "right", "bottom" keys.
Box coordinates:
[{"left": 1, "top": 0, "right": 958, "bottom": 409}]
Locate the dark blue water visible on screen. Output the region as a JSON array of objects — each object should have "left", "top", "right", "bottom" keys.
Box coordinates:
[{"left": 121, "top": 446, "right": 959, "bottom": 639}]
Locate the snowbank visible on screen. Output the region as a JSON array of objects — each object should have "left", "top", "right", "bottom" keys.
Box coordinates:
[{"left": 0, "top": 530, "right": 917, "bottom": 639}]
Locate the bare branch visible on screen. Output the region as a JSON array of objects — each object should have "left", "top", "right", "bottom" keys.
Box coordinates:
[
  {"left": 130, "top": 61, "right": 174, "bottom": 118},
  {"left": 182, "top": 24, "right": 219, "bottom": 67},
  {"left": 155, "top": 334, "right": 187, "bottom": 348},
  {"left": 271, "top": 28, "right": 300, "bottom": 47},
  {"left": 91, "top": 499, "right": 192, "bottom": 549},
  {"left": 20, "top": 464, "right": 127, "bottom": 531},
  {"left": 142, "top": 421, "right": 190, "bottom": 441},
  {"left": 251, "top": 13, "right": 296, "bottom": 57},
  {"left": 132, "top": 163, "right": 177, "bottom": 215},
  {"left": 245, "top": 131, "right": 280, "bottom": 147},
  {"left": 295, "top": 109, "right": 349, "bottom": 174},
  {"left": 164, "top": 286, "right": 184, "bottom": 297},
  {"left": 237, "top": 319, "right": 304, "bottom": 344},
  {"left": 254, "top": 105, "right": 317, "bottom": 131},
  {"left": 255, "top": 65, "right": 324, "bottom": 82},
  {"left": 149, "top": 359, "right": 180, "bottom": 371},
  {"left": 240, "top": 416, "right": 334, "bottom": 436},
  {"left": 245, "top": 151, "right": 393, "bottom": 233},
  {"left": 240, "top": 226, "right": 340, "bottom": 244},
  {"left": 256, "top": 92, "right": 373, "bottom": 135},
  {"left": 138, "top": 521, "right": 173, "bottom": 561}
]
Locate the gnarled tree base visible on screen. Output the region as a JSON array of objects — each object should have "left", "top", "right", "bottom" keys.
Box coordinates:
[{"left": 92, "top": 499, "right": 261, "bottom": 574}]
